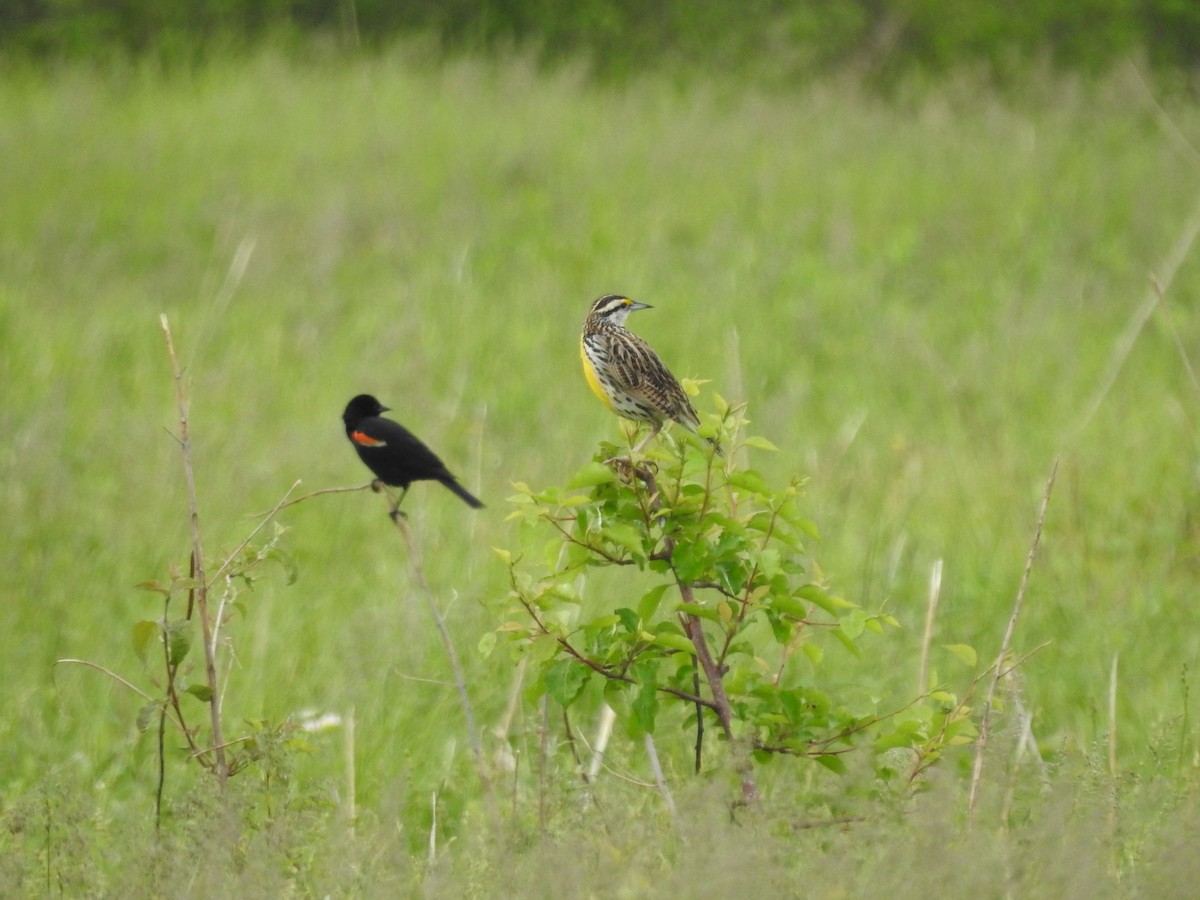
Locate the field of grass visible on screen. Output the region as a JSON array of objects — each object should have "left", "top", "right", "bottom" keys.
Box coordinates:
[{"left": 2, "top": 48, "right": 1199, "bottom": 893}]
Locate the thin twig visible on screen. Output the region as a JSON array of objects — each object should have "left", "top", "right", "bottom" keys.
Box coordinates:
[
  {"left": 791, "top": 815, "right": 868, "bottom": 831},
  {"left": 250, "top": 481, "right": 373, "bottom": 518},
  {"left": 209, "top": 480, "right": 301, "bottom": 583},
  {"left": 54, "top": 659, "right": 156, "bottom": 702},
  {"left": 1066, "top": 197, "right": 1200, "bottom": 443},
  {"left": 678, "top": 599, "right": 757, "bottom": 803},
  {"left": 161, "top": 315, "right": 228, "bottom": 786},
  {"left": 692, "top": 658, "right": 703, "bottom": 773},
  {"left": 1151, "top": 276, "right": 1200, "bottom": 402},
  {"left": 968, "top": 458, "right": 1058, "bottom": 820},
  {"left": 644, "top": 733, "right": 677, "bottom": 817},
  {"left": 157, "top": 596, "right": 172, "bottom": 829},
  {"left": 389, "top": 507, "right": 497, "bottom": 825},
  {"left": 345, "top": 706, "right": 357, "bottom": 833},
  {"left": 538, "top": 695, "right": 549, "bottom": 829},
  {"left": 1108, "top": 652, "right": 1120, "bottom": 779},
  {"left": 1127, "top": 61, "right": 1200, "bottom": 167},
  {"left": 586, "top": 704, "right": 617, "bottom": 784},
  {"left": 917, "top": 558, "right": 943, "bottom": 694}
]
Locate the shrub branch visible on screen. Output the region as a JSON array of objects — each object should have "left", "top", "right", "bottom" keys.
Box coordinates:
[{"left": 160, "top": 314, "right": 228, "bottom": 787}]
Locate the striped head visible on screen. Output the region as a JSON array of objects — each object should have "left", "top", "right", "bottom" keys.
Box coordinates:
[{"left": 583, "top": 294, "right": 652, "bottom": 332}]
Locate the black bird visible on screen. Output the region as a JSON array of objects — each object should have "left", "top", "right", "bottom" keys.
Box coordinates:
[{"left": 342, "top": 394, "right": 484, "bottom": 509}]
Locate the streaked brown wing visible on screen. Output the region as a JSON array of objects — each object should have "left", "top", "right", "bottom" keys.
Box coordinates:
[{"left": 608, "top": 331, "right": 701, "bottom": 430}]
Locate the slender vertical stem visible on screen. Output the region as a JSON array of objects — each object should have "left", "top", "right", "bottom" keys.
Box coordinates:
[
  {"left": 160, "top": 314, "right": 227, "bottom": 786},
  {"left": 968, "top": 458, "right": 1058, "bottom": 820},
  {"left": 678, "top": 595, "right": 757, "bottom": 803},
  {"left": 391, "top": 510, "right": 496, "bottom": 824},
  {"left": 644, "top": 733, "right": 676, "bottom": 817},
  {"left": 692, "top": 658, "right": 704, "bottom": 774},
  {"left": 917, "top": 558, "right": 943, "bottom": 694},
  {"left": 345, "top": 705, "right": 357, "bottom": 835}
]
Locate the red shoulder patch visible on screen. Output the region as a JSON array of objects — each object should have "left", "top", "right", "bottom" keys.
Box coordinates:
[{"left": 352, "top": 431, "right": 387, "bottom": 448}]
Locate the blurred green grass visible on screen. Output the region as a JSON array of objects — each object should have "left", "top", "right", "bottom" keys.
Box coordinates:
[{"left": 2, "top": 48, "right": 1199, "bottom": 887}]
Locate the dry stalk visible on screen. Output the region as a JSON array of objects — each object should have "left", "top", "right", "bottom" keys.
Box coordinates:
[
  {"left": 917, "top": 558, "right": 943, "bottom": 694},
  {"left": 388, "top": 504, "right": 498, "bottom": 826},
  {"left": 968, "top": 457, "right": 1058, "bottom": 821},
  {"left": 160, "top": 314, "right": 228, "bottom": 787}
]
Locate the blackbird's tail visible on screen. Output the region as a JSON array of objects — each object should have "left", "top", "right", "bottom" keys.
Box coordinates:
[{"left": 441, "top": 477, "right": 484, "bottom": 509}]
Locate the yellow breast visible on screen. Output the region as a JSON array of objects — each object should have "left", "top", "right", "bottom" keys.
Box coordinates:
[{"left": 580, "top": 337, "right": 616, "bottom": 411}]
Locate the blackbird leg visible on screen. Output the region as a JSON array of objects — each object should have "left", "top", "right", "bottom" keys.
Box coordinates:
[{"left": 388, "top": 486, "right": 410, "bottom": 521}]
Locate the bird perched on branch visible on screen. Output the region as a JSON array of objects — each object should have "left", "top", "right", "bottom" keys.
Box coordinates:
[
  {"left": 579, "top": 294, "right": 721, "bottom": 455},
  {"left": 342, "top": 394, "right": 483, "bottom": 510}
]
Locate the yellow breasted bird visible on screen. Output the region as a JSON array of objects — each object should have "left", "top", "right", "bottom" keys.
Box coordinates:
[{"left": 579, "top": 294, "right": 721, "bottom": 455}]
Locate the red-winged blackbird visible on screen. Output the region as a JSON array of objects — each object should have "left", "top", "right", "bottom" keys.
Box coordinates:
[{"left": 342, "top": 394, "right": 484, "bottom": 509}]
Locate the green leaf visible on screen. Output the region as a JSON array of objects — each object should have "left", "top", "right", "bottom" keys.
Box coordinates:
[
  {"left": 766, "top": 611, "right": 794, "bottom": 643},
  {"left": 742, "top": 435, "right": 779, "bottom": 452},
  {"left": 528, "top": 633, "right": 560, "bottom": 663},
  {"left": 671, "top": 539, "right": 710, "bottom": 584},
  {"left": 614, "top": 607, "right": 640, "bottom": 634},
  {"left": 653, "top": 632, "right": 697, "bottom": 655},
  {"left": 637, "top": 584, "right": 671, "bottom": 622},
  {"left": 131, "top": 620, "right": 160, "bottom": 664},
  {"left": 778, "top": 688, "right": 805, "bottom": 724},
  {"left": 631, "top": 661, "right": 660, "bottom": 734},
  {"left": 136, "top": 580, "right": 171, "bottom": 597},
  {"left": 266, "top": 549, "right": 298, "bottom": 585},
  {"left": 796, "top": 584, "right": 846, "bottom": 614},
  {"left": 602, "top": 523, "right": 645, "bottom": 558},
  {"left": 676, "top": 602, "right": 721, "bottom": 623},
  {"left": 944, "top": 643, "right": 978, "bottom": 668},
  {"left": 184, "top": 683, "right": 214, "bottom": 703},
  {"left": 813, "top": 754, "right": 848, "bottom": 775},
  {"left": 477, "top": 631, "right": 497, "bottom": 658},
  {"left": 839, "top": 609, "right": 867, "bottom": 640},
  {"left": 166, "top": 621, "right": 191, "bottom": 666},
  {"left": 831, "top": 628, "right": 863, "bottom": 658},
  {"left": 136, "top": 700, "right": 164, "bottom": 733},
  {"left": 543, "top": 659, "right": 591, "bottom": 707},
  {"left": 726, "top": 470, "right": 770, "bottom": 496},
  {"left": 568, "top": 462, "right": 617, "bottom": 489},
  {"left": 603, "top": 679, "right": 629, "bottom": 715},
  {"left": 770, "top": 595, "right": 807, "bottom": 618}
]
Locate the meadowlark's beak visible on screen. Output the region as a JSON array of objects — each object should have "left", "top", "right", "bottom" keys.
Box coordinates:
[{"left": 629, "top": 301, "right": 652, "bottom": 312}]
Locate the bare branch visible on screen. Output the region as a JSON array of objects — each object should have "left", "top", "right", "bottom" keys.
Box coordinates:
[
  {"left": 388, "top": 502, "right": 498, "bottom": 826},
  {"left": 161, "top": 314, "right": 228, "bottom": 786},
  {"left": 968, "top": 458, "right": 1058, "bottom": 820}
]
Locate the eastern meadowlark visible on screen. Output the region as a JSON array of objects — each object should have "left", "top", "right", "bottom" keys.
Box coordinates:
[
  {"left": 580, "top": 294, "right": 721, "bottom": 455},
  {"left": 343, "top": 394, "right": 484, "bottom": 509}
]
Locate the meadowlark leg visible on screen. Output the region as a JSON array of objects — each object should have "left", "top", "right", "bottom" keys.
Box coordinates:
[{"left": 631, "top": 422, "right": 662, "bottom": 455}]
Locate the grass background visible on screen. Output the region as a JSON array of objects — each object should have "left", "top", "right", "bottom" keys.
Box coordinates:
[{"left": 2, "top": 48, "right": 1199, "bottom": 893}]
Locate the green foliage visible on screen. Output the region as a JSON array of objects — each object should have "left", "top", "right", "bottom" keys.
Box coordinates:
[
  {"left": 3, "top": 0, "right": 1200, "bottom": 80},
  {"left": 2, "top": 49, "right": 1200, "bottom": 894},
  {"left": 493, "top": 400, "right": 977, "bottom": 787},
  {"left": 67, "top": 514, "right": 298, "bottom": 799}
]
